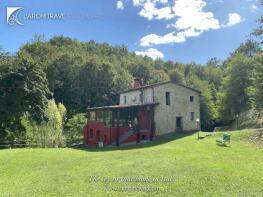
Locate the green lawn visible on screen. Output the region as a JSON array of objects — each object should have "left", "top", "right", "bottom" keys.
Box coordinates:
[{"left": 0, "top": 130, "right": 263, "bottom": 197}]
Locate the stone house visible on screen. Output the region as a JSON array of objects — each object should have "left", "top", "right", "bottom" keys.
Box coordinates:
[{"left": 83, "top": 79, "right": 200, "bottom": 147}]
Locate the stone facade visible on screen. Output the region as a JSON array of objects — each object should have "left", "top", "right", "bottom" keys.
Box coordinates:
[{"left": 120, "top": 81, "right": 200, "bottom": 135}]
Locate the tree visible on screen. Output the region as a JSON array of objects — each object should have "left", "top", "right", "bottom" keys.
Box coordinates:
[
  {"left": 65, "top": 113, "right": 86, "bottom": 145},
  {"left": 232, "top": 40, "right": 261, "bottom": 58},
  {"left": 149, "top": 69, "right": 170, "bottom": 84},
  {"left": 169, "top": 69, "right": 185, "bottom": 84},
  {"left": 72, "top": 58, "right": 116, "bottom": 111},
  {"left": 0, "top": 57, "right": 50, "bottom": 140},
  {"left": 33, "top": 100, "right": 65, "bottom": 147},
  {"left": 58, "top": 103, "right": 67, "bottom": 124},
  {"left": 252, "top": 0, "right": 263, "bottom": 44},
  {"left": 248, "top": 53, "right": 263, "bottom": 109},
  {"left": 218, "top": 54, "right": 253, "bottom": 122},
  {"left": 20, "top": 113, "right": 34, "bottom": 141},
  {"left": 127, "top": 62, "right": 155, "bottom": 84},
  {"left": 187, "top": 76, "right": 217, "bottom": 131}
]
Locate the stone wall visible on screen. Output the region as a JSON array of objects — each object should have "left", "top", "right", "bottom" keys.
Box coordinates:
[
  {"left": 119, "top": 89, "right": 142, "bottom": 105},
  {"left": 153, "top": 83, "right": 200, "bottom": 135},
  {"left": 119, "top": 82, "right": 201, "bottom": 135},
  {"left": 119, "top": 88, "right": 154, "bottom": 105}
]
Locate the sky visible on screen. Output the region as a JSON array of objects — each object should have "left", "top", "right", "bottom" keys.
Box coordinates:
[{"left": 0, "top": 0, "right": 262, "bottom": 64}]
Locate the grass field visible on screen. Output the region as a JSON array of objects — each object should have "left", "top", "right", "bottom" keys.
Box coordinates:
[{"left": 0, "top": 129, "right": 263, "bottom": 197}]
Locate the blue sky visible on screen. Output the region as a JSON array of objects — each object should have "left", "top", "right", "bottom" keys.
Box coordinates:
[{"left": 0, "top": 0, "right": 261, "bottom": 64}]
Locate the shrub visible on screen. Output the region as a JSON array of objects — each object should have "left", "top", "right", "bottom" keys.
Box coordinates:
[
  {"left": 65, "top": 113, "right": 86, "bottom": 146},
  {"left": 33, "top": 100, "right": 66, "bottom": 147}
]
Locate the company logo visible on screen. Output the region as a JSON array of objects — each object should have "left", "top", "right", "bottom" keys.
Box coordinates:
[
  {"left": 6, "top": 7, "right": 100, "bottom": 26},
  {"left": 6, "top": 7, "right": 24, "bottom": 26}
]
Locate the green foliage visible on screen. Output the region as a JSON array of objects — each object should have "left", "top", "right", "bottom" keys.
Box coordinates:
[
  {"left": 33, "top": 99, "right": 65, "bottom": 147},
  {"left": 187, "top": 76, "right": 217, "bottom": 131},
  {"left": 252, "top": 1, "right": 263, "bottom": 44},
  {"left": 73, "top": 58, "right": 119, "bottom": 110},
  {"left": 0, "top": 55, "right": 50, "bottom": 140},
  {"left": 1, "top": 23, "right": 263, "bottom": 138},
  {"left": 219, "top": 54, "right": 254, "bottom": 122},
  {"left": 20, "top": 114, "right": 34, "bottom": 141},
  {"left": 65, "top": 113, "right": 87, "bottom": 145},
  {"left": 149, "top": 69, "right": 170, "bottom": 84},
  {"left": 248, "top": 53, "right": 263, "bottom": 109},
  {"left": 232, "top": 40, "right": 261, "bottom": 58},
  {"left": 58, "top": 102, "right": 67, "bottom": 124},
  {"left": 169, "top": 69, "right": 186, "bottom": 84},
  {"left": 14, "top": 35, "right": 227, "bottom": 132}
]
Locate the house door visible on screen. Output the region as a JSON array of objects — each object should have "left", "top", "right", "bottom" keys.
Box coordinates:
[
  {"left": 96, "top": 130, "right": 101, "bottom": 142},
  {"left": 176, "top": 117, "right": 182, "bottom": 132}
]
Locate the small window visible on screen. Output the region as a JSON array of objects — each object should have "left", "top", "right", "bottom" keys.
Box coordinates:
[
  {"left": 191, "top": 112, "right": 195, "bottom": 121},
  {"left": 166, "top": 92, "right": 171, "bottom": 105},
  {"left": 90, "top": 129, "right": 94, "bottom": 138},
  {"left": 124, "top": 96, "right": 127, "bottom": 104},
  {"left": 190, "top": 96, "right": 194, "bottom": 102}
]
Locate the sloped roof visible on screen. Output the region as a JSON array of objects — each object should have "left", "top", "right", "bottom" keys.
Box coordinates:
[
  {"left": 87, "top": 102, "right": 159, "bottom": 111},
  {"left": 119, "top": 80, "right": 201, "bottom": 94}
]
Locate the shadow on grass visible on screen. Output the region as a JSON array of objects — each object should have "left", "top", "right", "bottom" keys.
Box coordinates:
[
  {"left": 197, "top": 133, "right": 213, "bottom": 140},
  {"left": 216, "top": 143, "right": 231, "bottom": 148},
  {"left": 72, "top": 132, "right": 196, "bottom": 152}
]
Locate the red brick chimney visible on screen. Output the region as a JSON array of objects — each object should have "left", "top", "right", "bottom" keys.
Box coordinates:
[{"left": 132, "top": 78, "right": 142, "bottom": 89}]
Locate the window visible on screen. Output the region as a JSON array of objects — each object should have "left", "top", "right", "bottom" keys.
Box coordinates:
[
  {"left": 190, "top": 96, "right": 194, "bottom": 102},
  {"left": 166, "top": 92, "right": 170, "bottom": 105},
  {"left": 124, "top": 96, "right": 127, "bottom": 104},
  {"left": 90, "top": 112, "right": 96, "bottom": 120},
  {"left": 191, "top": 112, "right": 195, "bottom": 121},
  {"left": 90, "top": 129, "right": 94, "bottom": 138}
]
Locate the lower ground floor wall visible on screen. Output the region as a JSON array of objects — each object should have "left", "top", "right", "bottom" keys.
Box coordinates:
[
  {"left": 154, "top": 110, "right": 200, "bottom": 136},
  {"left": 84, "top": 121, "right": 153, "bottom": 147}
]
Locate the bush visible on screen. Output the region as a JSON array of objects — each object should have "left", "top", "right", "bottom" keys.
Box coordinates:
[
  {"left": 33, "top": 123, "right": 65, "bottom": 148},
  {"left": 33, "top": 100, "right": 66, "bottom": 147},
  {"left": 65, "top": 113, "right": 86, "bottom": 146}
]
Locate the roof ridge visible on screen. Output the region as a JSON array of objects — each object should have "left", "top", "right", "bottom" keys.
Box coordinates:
[{"left": 119, "top": 80, "right": 201, "bottom": 94}]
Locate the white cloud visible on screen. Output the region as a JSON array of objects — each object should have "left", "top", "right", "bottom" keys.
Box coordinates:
[
  {"left": 117, "top": 1, "right": 124, "bottom": 10},
  {"left": 140, "top": 32, "right": 185, "bottom": 46},
  {"left": 140, "top": 0, "right": 221, "bottom": 46},
  {"left": 135, "top": 48, "right": 164, "bottom": 59},
  {"left": 175, "top": 1, "right": 219, "bottom": 28},
  {"left": 224, "top": 13, "right": 242, "bottom": 27},
  {"left": 133, "top": 0, "right": 168, "bottom": 7},
  {"left": 139, "top": 2, "right": 174, "bottom": 20},
  {"left": 126, "top": 0, "right": 243, "bottom": 46},
  {"left": 171, "top": 0, "right": 220, "bottom": 33}
]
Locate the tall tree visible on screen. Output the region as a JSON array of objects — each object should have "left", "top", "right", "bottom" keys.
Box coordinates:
[
  {"left": 248, "top": 53, "right": 263, "bottom": 109},
  {"left": 0, "top": 57, "right": 50, "bottom": 140},
  {"left": 252, "top": 0, "right": 263, "bottom": 44},
  {"left": 218, "top": 54, "right": 253, "bottom": 122}
]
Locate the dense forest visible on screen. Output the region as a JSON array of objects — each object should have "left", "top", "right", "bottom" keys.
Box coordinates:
[{"left": 0, "top": 2, "right": 262, "bottom": 147}]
